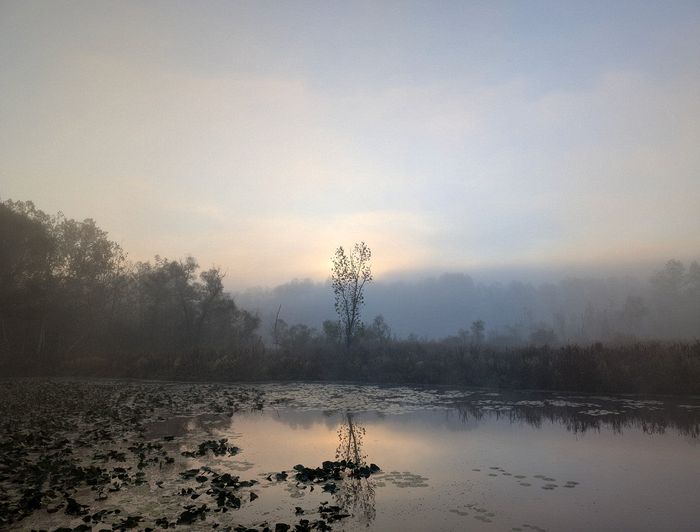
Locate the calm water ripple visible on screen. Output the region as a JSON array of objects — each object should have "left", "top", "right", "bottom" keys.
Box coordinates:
[{"left": 1, "top": 380, "right": 698, "bottom": 531}]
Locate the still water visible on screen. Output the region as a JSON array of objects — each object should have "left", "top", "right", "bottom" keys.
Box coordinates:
[
  {"left": 9, "top": 382, "right": 700, "bottom": 531},
  {"left": 146, "top": 384, "right": 700, "bottom": 531}
]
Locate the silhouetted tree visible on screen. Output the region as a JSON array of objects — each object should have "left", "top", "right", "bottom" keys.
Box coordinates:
[
  {"left": 0, "top": 200, "right": 128, "bottom": 362},
  {"left": 194, "top": 267, "right": 225, "bottom": 347},
  {"left": 688, "top": 261, "right": 700, "bottom": 331},
  {"left": 0, "top": 201, "right": 55, "bottom": 360},
  {"left": 362, "top": 315, "right": 392, "bottom": 344},
  {"left": 470, "top": 319, "right": 485, "bottom": 345},
  {"left": 331, "top": 242, "right": 372, "bottom": 347},
  {"left": 322, "top": 319, "right": 342, "bottom": 344},
  {"left": 651, "top": 259, "right": 688, "bottom": 337},
  {"left": 0, "top": 199, "right": 265, "bottom": 372}
]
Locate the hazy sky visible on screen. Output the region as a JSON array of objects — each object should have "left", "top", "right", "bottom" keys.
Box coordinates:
[{"left": 2, "top": 1, "right": 699, "bottom": 288}]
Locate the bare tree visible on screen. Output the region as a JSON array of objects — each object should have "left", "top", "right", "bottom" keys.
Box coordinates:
[{"left": 331, "top": 242, "right": 372, "bottom": 347}]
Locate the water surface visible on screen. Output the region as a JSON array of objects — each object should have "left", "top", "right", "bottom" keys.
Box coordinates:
[
  {"left": 183, "top": 386, "right": 700, "bottom": 531},
  {"left": 2, "top": 381, "right": 699, "bottom": 531}
]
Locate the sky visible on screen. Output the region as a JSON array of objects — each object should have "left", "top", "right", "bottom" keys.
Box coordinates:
[{"left": 2, "top": 1, "right": 699, "bottom": 289}]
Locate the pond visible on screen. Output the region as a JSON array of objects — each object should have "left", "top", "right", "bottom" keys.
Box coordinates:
[{"left": 1, "top": 381, "right": 699, "bottom": 531}]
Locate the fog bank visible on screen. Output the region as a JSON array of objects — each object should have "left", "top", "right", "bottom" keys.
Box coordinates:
[{"left": 237, "top": 261, "right": 700, "bottom": 344}]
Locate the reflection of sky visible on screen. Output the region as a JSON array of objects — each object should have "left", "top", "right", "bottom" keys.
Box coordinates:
[
  {"left": 2, "top": 2, "right": 700, "bottom": 287},
  {"left": 226, "top": 406, "right": 700, "bottom": 531}
]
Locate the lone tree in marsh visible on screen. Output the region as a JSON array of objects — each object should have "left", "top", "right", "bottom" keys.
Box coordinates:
[{"left": 331, "top": 242, "right": 373, "bottom": 347}]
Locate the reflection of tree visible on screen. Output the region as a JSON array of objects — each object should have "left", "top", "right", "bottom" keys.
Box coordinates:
[
  {"left": 335, "top": 412, "right": 376, "bottom": 524},
  {"left": 336, "top": 412, "right": 366, "bottom": 465}
]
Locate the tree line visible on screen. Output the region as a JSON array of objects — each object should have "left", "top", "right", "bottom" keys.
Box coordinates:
[
  {"left": 0, "top": 199, "right": 261, "bottom": 374},
  {"left": 2, "top": 198, "right": 699, "bottom": 394}
]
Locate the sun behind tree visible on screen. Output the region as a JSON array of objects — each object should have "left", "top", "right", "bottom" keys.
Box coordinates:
[{"left": 331, "top": 242, "right": 373, "bottom": 347}]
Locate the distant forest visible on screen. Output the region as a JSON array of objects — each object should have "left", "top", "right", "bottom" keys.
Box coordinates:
[
  {"left": 240, "top": 262, "right": 700, "bottom": 345},
  {"left": 2, "top": 199, "right": 699, "bottom": 394}
]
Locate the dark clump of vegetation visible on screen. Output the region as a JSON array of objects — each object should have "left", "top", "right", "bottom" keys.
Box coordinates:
[
  {"left": 0, "top": 380, "right": 392, "bottom": 530},
  {"left": 0, "top": 199, "right": 262, "bottom": 378},
  {"left": 291, "top": 460, "right": 381, "bottom": 485},
  {"left": 2, "top": 198, "right": 700, "bottom": 395},
  {"left": 0, "top": 380, "right": 267, "bottom": 529},
  {"left": 181, "top": 438, "right": 240, "bottom": 458}
]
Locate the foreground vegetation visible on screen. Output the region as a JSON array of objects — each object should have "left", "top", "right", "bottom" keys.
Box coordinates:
[
  {"left": 0, "top": 380, "right": 382, "bottom": 530},
  {"left": 2, "top": 199, "right": 699, "bottom": 395}
]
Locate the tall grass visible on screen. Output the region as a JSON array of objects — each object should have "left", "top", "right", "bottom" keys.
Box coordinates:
[{"left": 7, "top": 339, "right": 699, "bottom": 395}]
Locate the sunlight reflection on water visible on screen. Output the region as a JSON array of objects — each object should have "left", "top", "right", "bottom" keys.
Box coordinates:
[
  {"left": 143, "top": 385, "right": 700, "bottom": 531},
  {"left": 10, "top": 382, "right": 700, "bottom": 531}
]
